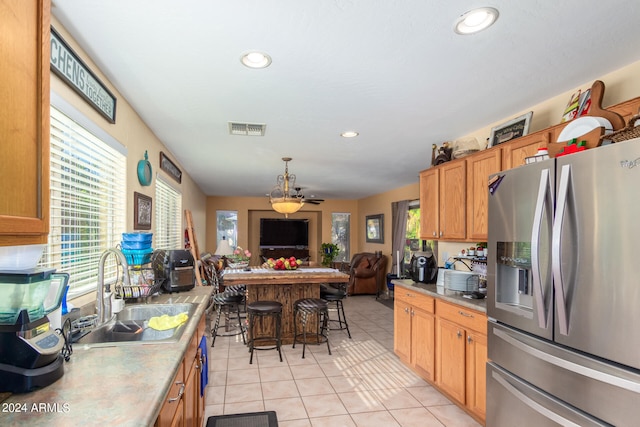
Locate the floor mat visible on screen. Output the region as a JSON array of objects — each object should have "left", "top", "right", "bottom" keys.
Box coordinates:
[{"left": 206, "top": 411, "right": 278, "bottom": 427}]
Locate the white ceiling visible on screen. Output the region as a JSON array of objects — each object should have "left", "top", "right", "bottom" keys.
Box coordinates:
[{"left": 52, "top": 0, "right": 640, "bottom": 200}]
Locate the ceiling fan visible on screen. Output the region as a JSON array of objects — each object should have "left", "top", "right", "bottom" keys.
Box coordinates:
[{"left": 294, "top": 187, "right": 324, "bottom": 205}]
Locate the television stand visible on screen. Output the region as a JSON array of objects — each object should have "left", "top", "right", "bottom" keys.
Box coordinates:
[{"left": 260, "top": 248, "right": 309, "bottom": 261}]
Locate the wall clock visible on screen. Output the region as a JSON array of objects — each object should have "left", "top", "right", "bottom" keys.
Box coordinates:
[{"left": 137, "top": 150, "right": 153, "bottom": 186}]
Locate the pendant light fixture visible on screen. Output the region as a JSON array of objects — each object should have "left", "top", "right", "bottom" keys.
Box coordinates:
[{"left": 269, "top": 157, "right": 304, "bottom": 218}]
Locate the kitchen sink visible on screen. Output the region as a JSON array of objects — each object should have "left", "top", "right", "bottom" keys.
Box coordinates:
[{"left": 72, "top": 303, "right": 198, "bottom": 348}]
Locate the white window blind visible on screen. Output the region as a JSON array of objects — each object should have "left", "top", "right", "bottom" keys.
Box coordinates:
[
  {"left": 42, "top": 107, "right": 126, "bottom": 298},
  {"left": 155, "top": 177, "right": 182, "bottom": 250}
]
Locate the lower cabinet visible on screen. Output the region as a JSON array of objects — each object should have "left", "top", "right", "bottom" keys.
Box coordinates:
[
  {"left": 436, "top": 300, "right": 487, "bottom": 422},
  {"left": 394, "top": 286, "right": 487, "bottom": 424},
  {"left": 394, "top": 290, "right": 435, "bottom": 382},
  {"left": 156, "top": 360, "right": 185, "bottom": 427},
  {"left": 156, "top": 315, "right": 206, "bottom": 427}
]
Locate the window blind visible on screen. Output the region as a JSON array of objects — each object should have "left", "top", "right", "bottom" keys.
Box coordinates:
[
  {"left": 42, "top": 107, "right": 127, "bottom": 298},
  {"left": 155, "top": 177, "right": 182, "bottom": 250}
]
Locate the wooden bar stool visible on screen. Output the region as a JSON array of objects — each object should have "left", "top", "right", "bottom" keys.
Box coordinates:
[
  {"left": 247, "top": 300, "right": 283, "bottom": 364},
  {"left": 292, "top": 298, "right": 331, "bottom": 358}
]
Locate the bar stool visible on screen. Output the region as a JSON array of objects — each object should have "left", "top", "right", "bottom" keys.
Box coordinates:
[
  {"left": 292, "top": 298, "right": 331, "bottom": 358},
  {"left": 246, "top": 301, "right": 283, "bottom": 364},
  {"left": 211, "top": 285, "right": 246, "bottom": 347},
  {"left": 320, "top": 283, "right": 351, "bottom": 339}
]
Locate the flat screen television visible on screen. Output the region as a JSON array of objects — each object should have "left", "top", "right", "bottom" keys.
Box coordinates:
[{"left": 260, "top": 218, "right": 309, "bottom": 248}]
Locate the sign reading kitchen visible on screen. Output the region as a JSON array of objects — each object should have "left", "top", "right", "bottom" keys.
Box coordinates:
[{"left": 50, "top": 27, "right": 117, "bottom": 123}]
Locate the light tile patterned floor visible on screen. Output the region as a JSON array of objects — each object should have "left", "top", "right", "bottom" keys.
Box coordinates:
[{"left": 203, "top": 295, "right": 481, "bottom": 427}]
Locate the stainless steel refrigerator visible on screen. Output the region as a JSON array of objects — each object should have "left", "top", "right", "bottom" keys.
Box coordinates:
[{"left": 486, "top": 137, "right": 640, "bottom": 426}]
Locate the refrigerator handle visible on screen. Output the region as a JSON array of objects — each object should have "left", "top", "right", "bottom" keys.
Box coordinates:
[
  {"left": 531, "top": 168, "right": 550, "bottom": 329},
  {"left": 553, "top": 164, "right": 571, "bottom": 336},
  {"left": 491, "top": 369, "right": 584, "bottom": 427}
]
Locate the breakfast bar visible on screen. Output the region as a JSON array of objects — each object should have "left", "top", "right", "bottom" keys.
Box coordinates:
[{"left": 221, "top": 267, "right": 349, "bottom": 344}]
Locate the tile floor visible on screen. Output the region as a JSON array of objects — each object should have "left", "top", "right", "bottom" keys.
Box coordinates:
[{"left": 203, "top": 295, "right": 481, "bottom": 427}]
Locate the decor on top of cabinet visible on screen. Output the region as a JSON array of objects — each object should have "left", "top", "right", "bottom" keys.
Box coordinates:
[
  {"left": 601, "top": 114, "right": 640, "bottom": 144},
  {"left": 488, "top": 111, "right": 533, "bottom": 148},
  {"left": 432, "top": 142, "right": 453, "bottom": 166},
  {"left": 451, "top": 137, "right": 481, "bottom": 159}
]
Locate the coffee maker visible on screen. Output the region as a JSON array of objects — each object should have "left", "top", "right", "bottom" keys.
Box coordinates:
[
  {"left": 0, "top": 269, "right": 69, "bottom": 393},
  {"left": 409, "top": 249, "right": 438, "bottom": 284}
]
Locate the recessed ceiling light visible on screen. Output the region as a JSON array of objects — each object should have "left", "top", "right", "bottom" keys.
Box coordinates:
[
  {"left": 241, "top": 51, "right": 272, "bottom": 68},
  {"left": 341, "top": 131, "right": 359, "bottom": 138},
  {"left": 454, "top": 7, "right": 499, "bottom": 35}
]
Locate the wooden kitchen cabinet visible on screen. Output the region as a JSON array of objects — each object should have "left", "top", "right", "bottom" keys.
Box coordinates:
[
  {"left": 157, "top": 315, "right": 206, "bottom": 427},
  {"left": 419, "top": 168, "right": 439, "bottom": 240},
  {"left": 156, "top": 360, "right": 185, "bottom": 427},
  {"left": 436, "top": 299, "right": 487, "bottom": 422},
  {"left": 419, "top": 158, "right": 466, "bottom": 240},
  {"left": 466, "top": 329, "right": 487, "bottom": 421},
  {"left": 466, "top": 147, "right": 502, "bottom": 241},
  {"left": 394, "top": 290, "right": 436, "bottom": 381},
  {"left": 0, "top": 0, "right": 51, "bottom": 246},
  {"left": 501, "top": 130, "right": 549, "bottom": 170}
]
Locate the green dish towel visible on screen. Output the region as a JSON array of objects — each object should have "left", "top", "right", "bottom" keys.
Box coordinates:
[{"left": 148, "top": 312, "right": 188, "bottom": 331}]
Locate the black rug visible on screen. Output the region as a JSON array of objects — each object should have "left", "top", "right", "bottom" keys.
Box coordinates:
[{"left": 207, "top": 411, "right": 278, "bottom": 427}]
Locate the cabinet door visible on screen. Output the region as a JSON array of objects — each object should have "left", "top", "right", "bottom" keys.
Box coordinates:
[
  {"left": 183, "top": 360, "right": 197, "bottom": 427},
  {"left": 501, "top": 131, "right": 549, "bottom": 170},
  {"left": 0, "top": 0, "right": 50, "bottom": 245},
  {"left": 466, "top": 148, "right": 501, "bottom": 241},
  {"left": 437, "top": 318, "right": 466, "bottom": 403},
  {"left": 466, "top": 331, "right": 487, "bottom": 421},
  {"left": 419, "top": 168, "right": 439, "bottom": 239},
  {"left": 439, "top": 160, "right": 466, "bottom": 240},
  {"left": 411, "top": 308, "right": 435, "bottom": 382},
  {"left": 156, "top": 362, "right": 185, "bottom": 427},
  {"left": 394, "top": 299, "right": 412, "bottom": 363}
]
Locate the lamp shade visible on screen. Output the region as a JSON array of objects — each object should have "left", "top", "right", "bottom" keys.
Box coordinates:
[{"left": 214, "top": 237, "right": 233, "bottom": 256}]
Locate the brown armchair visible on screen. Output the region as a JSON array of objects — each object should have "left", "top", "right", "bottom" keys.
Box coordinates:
[{"left": 347, "top": 251, "right": 388, "bottom": 297}]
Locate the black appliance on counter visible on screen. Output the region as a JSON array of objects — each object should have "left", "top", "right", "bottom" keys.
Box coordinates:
[
  {"left": 409, "top": 249, "right": 438, "bottom": 284},
  {"left": 152, "top": 250, "right": 195, "bottom": 293},
  {"left": 0, "top": 270, "right": 69, "bottom": 393}
]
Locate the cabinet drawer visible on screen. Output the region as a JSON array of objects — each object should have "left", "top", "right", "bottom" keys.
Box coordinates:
[
  {"left": 395, "top": 289, "right": 434, "bottom": 314},
  {"left": 436, "top": 300, "right": 486, "bottom": 333}
]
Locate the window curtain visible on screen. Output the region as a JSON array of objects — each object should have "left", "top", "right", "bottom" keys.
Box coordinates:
[{"left": 391, "top": 200, "right": 410, "bottom": 277}]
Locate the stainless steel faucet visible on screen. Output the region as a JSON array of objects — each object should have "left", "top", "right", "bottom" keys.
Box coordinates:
[{"left": 97, "top": 249, "right": 131, "bottom": 325}]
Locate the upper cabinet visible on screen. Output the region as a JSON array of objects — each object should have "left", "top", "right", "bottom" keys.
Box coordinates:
[
  {"left": 501, "top": 130, "right": 549, "bottom": 171},
  {"left": 420, "top": 159, "right": 466, "bottom": 241},
  {"left": 0, "top": 0, "right": 51, "bottom": 246},
  {"left": 466, "top": 147, "right": 502, "bottom": 241}
]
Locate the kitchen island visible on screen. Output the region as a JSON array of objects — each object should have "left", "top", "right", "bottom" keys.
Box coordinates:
[
  {"left": 221, "top": 267, "right": 350, "bottom": 344},
  {"left": 0, "top": 286, "right": 213, "bottom": 426}
]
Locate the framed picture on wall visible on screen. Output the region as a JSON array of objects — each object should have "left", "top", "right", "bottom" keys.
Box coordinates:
[
  {"left": 488, "top": 111, "right": 533, "bottom": 147},
  {"left": 365, "top": 214, "right": 384, "bottom": 243},
  {"left": 134, "top": 192, "right": 152, "bottom": 230}
]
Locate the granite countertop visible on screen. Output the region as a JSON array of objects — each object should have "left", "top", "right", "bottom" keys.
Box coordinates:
[
  {"left": 391, "top": 279, "right": 487, "bottom": 313},
  {"left": 1, "top": 286, "right": 213, "bottom": 426}
]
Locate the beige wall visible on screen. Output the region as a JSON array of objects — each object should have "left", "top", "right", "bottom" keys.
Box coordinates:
[
  {"left": 50, "top": 18, "right": 207, "bottom": 247},
  {"left": 467, "top": 59, "right": 640, "bottom": 149},
  {"left": 205, "top": 196, "right": 360, "bottom": 264},
  {"left": 206, "top": 182, "right": 419, "bottom": 268}
]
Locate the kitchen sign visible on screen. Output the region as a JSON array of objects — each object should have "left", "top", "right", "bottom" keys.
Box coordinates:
[
  {"left": 159, "top": 152, "right": 182, "bottom": 183},
  {"left": 50, "top": 27, "right": 117, "bottom": 123}
]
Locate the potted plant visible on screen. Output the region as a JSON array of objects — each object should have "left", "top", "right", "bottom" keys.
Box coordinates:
[{"left": 320, "top": 243, "right": 340, "bottom": 267}]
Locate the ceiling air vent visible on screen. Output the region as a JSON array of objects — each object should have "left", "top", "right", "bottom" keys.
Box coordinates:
[{"left": 228, "top": 122, "right": 266, "bottom": 136}]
